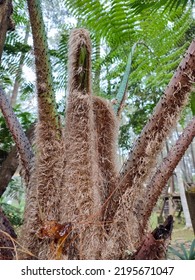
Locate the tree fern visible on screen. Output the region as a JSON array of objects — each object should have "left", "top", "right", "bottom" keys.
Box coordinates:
[{"left": 130, "top": 0, "right": 195, "bottom": 14}]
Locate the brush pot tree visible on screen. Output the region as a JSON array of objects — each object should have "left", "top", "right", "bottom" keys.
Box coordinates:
[{"left": 0, "top": 0, "right": 195, "bottom": 259}]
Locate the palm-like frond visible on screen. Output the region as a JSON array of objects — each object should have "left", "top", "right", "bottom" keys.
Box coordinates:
[
  {"left": 13, "top": 0, "right": 29, "bottom": 25},
  {"left": 130, "top": 0, "right": 194, "bottom": 13},
  {"left": 65, "top": 0, "right": 139, "bottom": 45},
  {"left": 0, "top": 30, "right": 34, "bottom": 98},
  {"left": 64, "top": 0, "right": 193, "bottom": 97},
  {"left": 51, "top": 31, "right": 69, "bottom": 92}
]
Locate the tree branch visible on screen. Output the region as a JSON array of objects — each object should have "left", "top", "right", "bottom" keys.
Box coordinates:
[
  {"left": 104, "top": 40, "right": 195, "bottom": 223},
  {"left": 0, "top": 86, "right": 34, "bottom": 183},
  {"left": 142, "top": 117, "right": 195, "bottom": 228},
  {"left": 0, "top": 123, "right": 35, "bottom": 196},
  {"left": 27, "top": 0, "right": 60, "bottom": 137},
  {"left": 0, "top": 0, "right": 14, "bottom": 62}
]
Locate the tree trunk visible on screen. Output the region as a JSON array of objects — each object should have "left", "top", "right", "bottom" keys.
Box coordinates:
[
  {"left": 185, "top": 187, "right": 195, "bottom": 235},
  {"left": 0, "top": 0, "right": 14, "bottom": 62},
  {"left": 175, "top": 165, "right": 192, "bottom": 228},
  {"left": 143, "top": 117, "right": 195, "bottom": 228}
]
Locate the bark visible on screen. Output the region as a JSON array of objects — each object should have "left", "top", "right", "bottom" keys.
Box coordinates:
[
  {"left": 0, "top": 86, "right": 34, "bottom": 183},
  {"left": 132, "top": 215, "right": 173, "bottom": 260},
  {"left": 0, "top": 123, "right": 35, "bottom": 196},
  {"left": 0, "top": 0, "right": 14, "bottom": 62},
  {"left": 27, "top": 0, "right": 60, "bottom": 136},
  {"left": 104, "top": 40, "right": 195, "bottom": 224},
  {"left": 143, "top": 117, "right": 195, "bottom": 228},
  {"left": 0, "top": 206, "right": 17, "bottom": 260}
]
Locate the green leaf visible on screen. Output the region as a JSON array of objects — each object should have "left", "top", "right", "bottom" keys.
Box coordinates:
[
  {"left": 189, "top": 239, "right": 195, "bottom": 260},
  {"left": 130, "top": 0, "right": 194, "bottom": 13},
  {"left": 168, "top": 246, "right": 186, "bottom": 260},
  {"left": 180, "top": 243, "right": 188, "bottom": 259}
]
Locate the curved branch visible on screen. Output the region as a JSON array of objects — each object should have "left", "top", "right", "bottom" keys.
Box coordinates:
[
  {"left": 105, "top": 40, "right": 195, "bottom": 223},
  {"left": 0, "top": 86, "right": 34, "bottom": 183},
  {"left": 0, "top": 123, "right": 35, "bottom": 196},
  {"left": 0, "top": 0, "right": 14, "bottom": 62},
  {"left": 143, "top": 117, "right": 195, "bottom": 228}
]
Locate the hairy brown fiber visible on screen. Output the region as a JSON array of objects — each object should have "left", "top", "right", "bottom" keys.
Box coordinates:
[
  {"left": 92, "top": 96, "right": 119, "bottom": 228},
  {"left": 60, "top": 29, "right": 103, "bottom": 259},
  {"left": 19, "top": 136, "right": 65, "bottom": 259},
  {"left": 18, "top": 0, "right": 64, "bottom": 260},
  {"left": 67, "top": 28, "right": 92, "bottom": 95}
]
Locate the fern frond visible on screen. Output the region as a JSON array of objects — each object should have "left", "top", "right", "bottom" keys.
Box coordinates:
[{"left": 130, "top": 0, "right": 194, "bottom": 13}]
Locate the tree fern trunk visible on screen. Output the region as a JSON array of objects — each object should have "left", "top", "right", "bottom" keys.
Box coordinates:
[
  {"left": 59, "top": 29, "right": 103, "bottom": 259},
  {"left": 19, "top": 0, "right": 63, "bottom": 259},
  {"left": 26, "top": 0, "right": 60, "bottom": 134}
]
